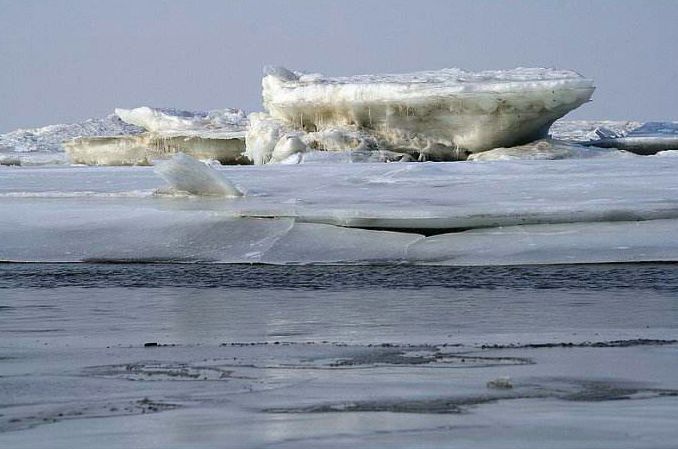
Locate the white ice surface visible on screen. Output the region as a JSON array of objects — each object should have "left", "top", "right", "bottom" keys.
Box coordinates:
[{"left": 2, "top": 155, "right": 678, "bottom": 264}]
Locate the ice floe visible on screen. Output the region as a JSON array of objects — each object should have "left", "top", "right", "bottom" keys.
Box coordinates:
[{"left": 3, "top": 156, "right": 678, "bottom": 265}]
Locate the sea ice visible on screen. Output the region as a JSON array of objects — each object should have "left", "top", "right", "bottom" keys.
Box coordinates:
[
  {"left": 65, "top": 134, "right": 247, "bottom": 166},
  {"left": 261, "top": 66, "right": 595, "bottom": 161},
  {"left": 0, "top": 114, "right": 142, "bottom": 154},
  {"left": 63, "top": 107, "right": 249, "bottom": 165},
  {"left": 114, "top": 106, "right": 248, "bottom": 138},
  {"left": 549, "top": 120, "right": 642, "bottom": 142},
  {"left": 3, "top": 156, "right": 678, "bottom": 265},
  {"left": 155, "top": 153, "right": 243, "bottom": 197},
  {"left": 582, "top": 121, "right": 678, "bottom": 155},
  {"left": 468, "top": 139, "right": 634, "bottom": 161},
  {"left": 0, "top": 114, "right": 142, "bottom": 166},
  {"left": 243, "top": 112, "right": 290, "bottom": 165}
]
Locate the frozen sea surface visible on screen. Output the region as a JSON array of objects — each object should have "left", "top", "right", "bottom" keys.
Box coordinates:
[
  {"left": 2, "top": 157, "right": 678, "bottom": 265},
  {"left": 0, "top": 263, "right": 677, "bottom": 448}
]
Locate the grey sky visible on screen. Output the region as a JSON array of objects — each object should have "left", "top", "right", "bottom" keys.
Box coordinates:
[{"left": 1, "top": 0, "right": 677, "bottom": 132}]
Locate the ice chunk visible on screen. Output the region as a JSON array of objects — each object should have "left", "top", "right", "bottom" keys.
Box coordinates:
[
  {"left": 244, "top": 112, "right": 291, "bottom": 165},
  {"left": 468, "top": 139, "right": 633, "bottom": 161},
  {"left": 63, "top": 106, "right": 249, "bottom": 166},
  {"left": 64, "top": 133, "right": 247, "bottom": 166},
  {"left": 270, "top": 134, "right": 309, "bottom": 164},
  {"left": 262, "top": 66, "right": 595, "bottom": 158},
  {"left": 154, "top": 153, "right": 243, "bottom": 197}
]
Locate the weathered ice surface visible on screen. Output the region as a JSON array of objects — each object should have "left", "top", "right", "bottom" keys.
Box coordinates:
[{"left": 259, "top": 66, "right": 594, "bottom": 162}]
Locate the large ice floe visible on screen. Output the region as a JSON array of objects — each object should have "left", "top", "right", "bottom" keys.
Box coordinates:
[{"left": 248, "top": 66, "right": 595, "bottom": 163}]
